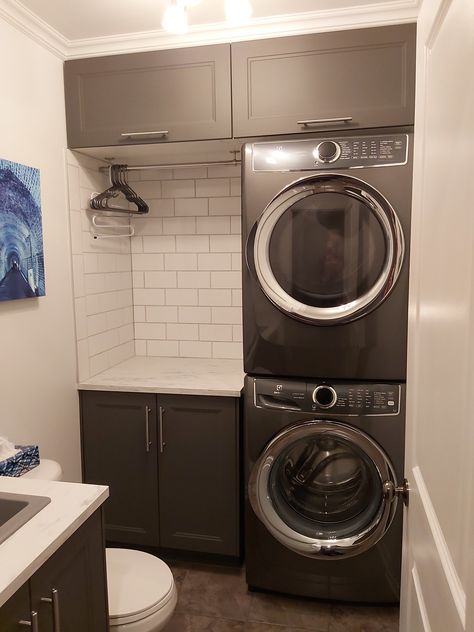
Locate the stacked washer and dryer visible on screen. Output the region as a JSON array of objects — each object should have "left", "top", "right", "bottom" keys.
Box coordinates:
[{"left": 241, "top": 128, "right": 412, "bottom": 603}]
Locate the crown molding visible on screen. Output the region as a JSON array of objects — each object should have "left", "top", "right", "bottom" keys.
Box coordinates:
[{"left": 0, "top": 0, "right": 420, "bottom": 60}]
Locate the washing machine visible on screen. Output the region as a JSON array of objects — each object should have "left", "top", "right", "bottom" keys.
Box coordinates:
[
  {"left": 244, "top": 375, "right": 406, "bottom": 603},
  {"left": 242, "top": 128, "right": 413, "bottom": 381}
]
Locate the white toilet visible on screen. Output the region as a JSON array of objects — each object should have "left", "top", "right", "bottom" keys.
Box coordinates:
[{"left": 23, "top": 460, "right": 177, "bottom": 632}]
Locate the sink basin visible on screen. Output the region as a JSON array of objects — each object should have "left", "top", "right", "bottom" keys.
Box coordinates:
[{"left": 0, "top": 491, "right": 51, "bottom": 545}]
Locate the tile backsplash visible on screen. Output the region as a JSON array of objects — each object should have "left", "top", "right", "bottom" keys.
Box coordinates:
[
  {"left": 131, "top": 164, "right": 243, "bottom": 360},
  {"left": 67, "top": 156, "right": 243, "bottom": 379}
]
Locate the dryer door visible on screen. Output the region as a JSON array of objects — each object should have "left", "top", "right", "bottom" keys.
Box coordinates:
[
  {"left": 252, "top": 173, "right": 404, "bottom": 324},
  {"left": 248, "top": 420, "right": 400, "bottom": 559}
]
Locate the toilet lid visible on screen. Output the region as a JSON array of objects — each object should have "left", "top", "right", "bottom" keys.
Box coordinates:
[{"left": 106, "top": 548, "right": 175, "bottom": 624}]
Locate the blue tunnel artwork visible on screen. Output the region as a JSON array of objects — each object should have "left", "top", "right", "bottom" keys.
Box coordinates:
[{"left": 0, "top": 158, "right": 45, "bottom": 302}]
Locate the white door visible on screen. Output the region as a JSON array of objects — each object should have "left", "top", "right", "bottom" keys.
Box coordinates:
[{"left": 400, "top": 0, "right": 474, "bottom": 631}]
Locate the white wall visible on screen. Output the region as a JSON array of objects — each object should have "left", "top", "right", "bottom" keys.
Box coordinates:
[{"left": 0, "top": 18, "right": 81, "bottom": 481}]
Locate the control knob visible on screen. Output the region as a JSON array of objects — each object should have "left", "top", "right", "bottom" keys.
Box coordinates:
[
  {"left": 312, "top": 385, "right": 337, "bottom": 408},
  {"left": 315, "top": 141, "right": 341, "bottom": 164}
]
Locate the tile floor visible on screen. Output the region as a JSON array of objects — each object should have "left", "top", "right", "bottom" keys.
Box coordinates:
[{"left": 162, "top": 560, "right": 399, "bottom": 632}]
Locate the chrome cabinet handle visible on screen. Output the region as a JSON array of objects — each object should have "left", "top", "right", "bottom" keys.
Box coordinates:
[
  {"left": 145, "top": 405, "right": 152, "bottom": 453},
  {"left": 159, "top": 406, "right": 165, "bottom": 453},
  {"left": 19, "top": 611, "right": 39, "bottom": 632},
  {"left": 41, "top": 588, "right": 61, "bottom": 632},
  {"left": 297, "top": 117, "right": 353, "bottom": 126},
  {"left": 121, "top": 130, "right": 168, "bottom": 138}
]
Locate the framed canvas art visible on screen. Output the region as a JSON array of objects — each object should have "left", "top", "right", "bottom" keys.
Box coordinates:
[{"left": 0, "top": 158, "right": 45, "bottom": 301}]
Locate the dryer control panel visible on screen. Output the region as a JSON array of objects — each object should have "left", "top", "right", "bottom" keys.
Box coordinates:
[
  {"left": 252, "top": 133, "right": 408, "bottom": 171},
  {"left": 254, "top": 378, "right": 401, "bottom": 416}
]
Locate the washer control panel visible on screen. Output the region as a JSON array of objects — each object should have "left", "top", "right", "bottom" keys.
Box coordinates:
[
  {"left": 252, "top": 133, "right": 408, "bottom": 171},
  {"left": 254, "top": 378, "right": 400, "bottom": 416}
]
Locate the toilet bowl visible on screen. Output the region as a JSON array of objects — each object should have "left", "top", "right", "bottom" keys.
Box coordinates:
[{"left": 21, "top": 460, "right": 177, "bottom": 632}]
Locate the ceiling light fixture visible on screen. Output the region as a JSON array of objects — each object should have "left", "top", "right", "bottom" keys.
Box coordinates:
[{"left": 161, "top": 0, "right": 253, "bottom": 35}]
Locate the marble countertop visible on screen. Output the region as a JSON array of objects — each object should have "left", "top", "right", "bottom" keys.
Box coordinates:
[
  {"left": 78, "top": 356, "right": 245, "bottom": 397},
  {"left": 0, "top": 476, "right": 108, "bottom": 608}
]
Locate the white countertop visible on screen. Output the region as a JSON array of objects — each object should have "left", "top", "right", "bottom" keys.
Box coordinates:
[
  {"left": 0, "top": 476, "right": 108, "bottom": 608},
  {"left": 78, "top": 356, "right": 245, "bottom": 397}
]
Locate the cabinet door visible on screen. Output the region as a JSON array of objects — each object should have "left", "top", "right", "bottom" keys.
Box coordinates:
[
  {"left": 80, "top": 390, "right": 159, "bottom": 546},
  {"left": 158, "top": 395, "right": 240, "bottom": 556},
  {"left": 232, "top": 24, "right": 416, "bottom": 137},
  {"left": 0, "top": 583, "right": 31, "bottom": 631},
  {"left": 64, "top": 44, "right": 232, "bottom": 148},
  {"left": 30, "top": 510, "right": 108, "bottom": 632}
]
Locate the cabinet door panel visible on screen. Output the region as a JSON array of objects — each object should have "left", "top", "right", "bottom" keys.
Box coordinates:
[
  {"left": 232, "top": 24, "right": 416, "bottom": 137},
  {"left": 65, "top": 44, "right": 232, "bottom": 147},
  {"left": 80, "top": 391, "right": 159, "bottom": 546},
  {"left": 0, "top": 583, "right": 31, "bottom": 631},
  {"left": 30, "top": 511, "right": 108, "bottom": 632},
  {"left": 158, "top": 395, "right": 240, "bottom": 556}
]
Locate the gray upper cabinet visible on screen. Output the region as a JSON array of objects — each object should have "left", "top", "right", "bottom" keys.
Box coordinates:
[
  {"left": 64, "top": 44, "right": 232, "bottom": 147},
  {"left": 231, "top": 24, "right": 416, "bottom": 137}
]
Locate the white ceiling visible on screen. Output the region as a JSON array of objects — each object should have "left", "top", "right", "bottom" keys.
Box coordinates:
[{"left": 17, "top": 0, "right": 416, "bottom": 40}]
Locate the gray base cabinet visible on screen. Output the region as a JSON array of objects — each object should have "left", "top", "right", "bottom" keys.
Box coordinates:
[
  {"left": 64, "top": 44, "right": 232, "bottom": 148},
  {"left": 80, "top": 390, "right": 241, "bottom": 557},
  {"left": 0, "top": 510, "right": 108, "bottom": 632},
  {"left": 231, "top": 24, "right": 416, "bottom": 137}
]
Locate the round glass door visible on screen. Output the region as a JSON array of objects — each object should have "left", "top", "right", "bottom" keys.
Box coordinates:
[
  {"left": 248, "top": 420, "right": 399, "bottom": 559},
  {"left": 253, "top": 173, "right": 404, "bottom": 324}
]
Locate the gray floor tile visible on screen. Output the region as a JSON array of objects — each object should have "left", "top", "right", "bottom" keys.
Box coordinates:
[
  {"left": 248, "top": 590, "right": 330, "bottom": 631},
  {"left": 164, "top": 614, "right": 311, "bottom": 631},
  {"left": 328, "top": 604, "right": 399, "bottom": 632}
]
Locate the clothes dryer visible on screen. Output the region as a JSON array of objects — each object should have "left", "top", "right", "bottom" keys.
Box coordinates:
[
  {"left": 242, "top": 129, "right": 413, "bottom": 381},
  {"left": 244, "top": 375, "right": 406, "bottom": 603}
]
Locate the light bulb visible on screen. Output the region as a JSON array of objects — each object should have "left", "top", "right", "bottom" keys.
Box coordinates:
[
  {"left": 225, "top": 0, "right": 253, "bottom": 24},
  {"left": 162, "top": 1, "right": 188, "bottom": 34}
]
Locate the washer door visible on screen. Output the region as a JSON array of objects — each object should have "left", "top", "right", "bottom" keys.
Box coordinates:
[
  {"left": 248, "top": 420, "right": 400, "bottom": 559},
  {"left": 252, "top": 173, "right": 404, "bottom": 324}
]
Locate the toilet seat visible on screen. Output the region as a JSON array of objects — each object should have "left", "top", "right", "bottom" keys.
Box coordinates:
[{"left": 107, "top": 548, "right": 176, "bottom": 627}]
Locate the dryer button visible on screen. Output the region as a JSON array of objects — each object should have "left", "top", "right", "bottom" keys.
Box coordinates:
[
  {"left": 315, "top": 141, "right": 341, "bottom": 163},
  {"left": 312, "top": 385, "right": 337, "bottom": 408}
]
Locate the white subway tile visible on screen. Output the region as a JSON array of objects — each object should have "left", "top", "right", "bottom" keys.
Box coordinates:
[
  {"left": 72, "top": 255, "right": 85, "bottom": 297},
  {"left": 119, "top": 323, "right": 134, "bottom": 344},
  {"left": 210, "top": 235, "right": 241, "bottom": 253},
  {"left": 232, "top": 289, "right": 243, "bottom": 306},
  {"left": 179, "top": 341, "right": 212, "bottom": 358},
  {"left": 69, "top": 211, "right": 83, "bottom": 255},
  {"left": 84, "top": 273, "right": 106, "bottom": 295},
  {"left": 143, "top": 236, "right": 176, "bottom": 253},
  {"left": 132, "top": 253, "right": 164, "bottom": 271},
  {"left": 199, "top": 324, "right": 233, "bottom": 342},
  {"left": 211, "top": 271, "right": 242, "bottom": 289},
  {"left": 74, "top": 297, "right": 88, "bottom": 340},
  {"left": 197, "top": 216, "right": 231, "bottom": 234},
  {"left": 230, "top": 177, "right": 241, "bottom": 196},
  {"left": 89, "top": 351, "right": 110, "bottom": 377},
  {"left": 77, "top": 340, "right": 90, "bottom": 382},
  {"left": 233, "top": 325, "right": 243, "bottom": 342},
  {"left": 133, "top": 218, "right": 163, "bottom": 235},
  {"left": 133, "top": 180, "right": 162, "bottom": 199},
  {"left": 166, "top": 289, "right": 198, "bottom": 305},
  {"left": 131, "top": 236, "right": 144, "bottom": 253},
  {"left": 83, "top": 253, "right": 99, "bottom": 274},
  {"left": 139, "top": 168, "right": 173, "bottom": 180},
  {"left": 211, "top": 306, "right": 243, "bottom": 324},
  {"left": 167, "top": 323, "right": 199, "bottom": 340},
  {"left": 176, "top": 236, "right": 209, "bottom": 253},
  {"left": 174, "top": 167, "right": 207, "bottom": 179},
  {"left": 87, "top": 312, "right": 109, "bottom": 336},
  {"left": 198, "top": 253, "right": 232, "bottom": 271},
  {"left": 67, "top": 164, "right": 81, "bottom": 211},
  {"left": 231, "top": 253, "right": 242, "bottom": 271},
  {"left": 199, "top": 289, "right": 232, "bottom": 306},
  {"left": 148, "top": 199, "right": 175, "bottom": 217},
  {"left": 175, "top": 198, "right": 208, "bottom": 217},
  {"left": 145, "top": 271, "right": 177, "bottom": 288},
  {"left": 135, "top": 340, "right": 147, "bottom": 356},
  {"left": 177, "top": 271, "right": 210, "bottom": 288},
  {"left": 163, "top": 217, "right": 196, "bottom": 235},
  {"left": 133, "top": 289, "right": 165, "bottom": 305},
  {"left": 162, "top": 180, "right": 195, "bottom": 198},
  {"left": 196, "top": 178, "right": 230, "bottom": 197},
  {"left": 207, "top": 164, "right": 241, "bottom": 178},
  {"left": 133, "top": 271, "right": 145, "bottom": 288},
  {"left": 212, "top": 342, "right": 242, "bottom": 359},
  {"left": 135, "top": 322, "right": 166, "bottom": 340},
  {"left": 109, "top": 341, "right": 135, "bottom": 366},
  {"left": 146, "top": 306, "right": 179, "bottom": 323},
  {"left": 134, "top": 305, "right": 146, "bottom": 322},
  {"left": 117, "top": 254, "right": 132, "bottom": 273},
  {"left": 231, "top": 216, "right": 241, "bottom": 234},
  {"left": 164, "top": 253, "right": 198, "bottom": 270},
  {"left": 97, "top": 254, "right": 118, "bottom": 273},
  {"left": 147, "top": 340, "right": 179, "bottom": 357},
  {"left": 209, "top": 197, "right": 241, "bottom": 216},
  {"left": 178, "top": 306, "right": 211, "bottom": 324},
  {"left": 88, "top": 329, "right": 120, "bottom": 356}
]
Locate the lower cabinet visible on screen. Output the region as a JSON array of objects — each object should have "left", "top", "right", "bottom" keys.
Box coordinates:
[
  {"left": 80, "top": 390, "right": 241, "bottom": 557},
  {"left": 0, "top": 510, "right": 108, "bottom": 632}
]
